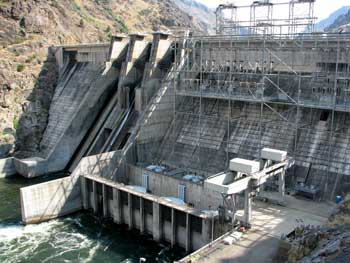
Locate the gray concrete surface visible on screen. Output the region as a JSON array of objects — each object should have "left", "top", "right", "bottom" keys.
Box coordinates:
[
  {"left": 19, "top": 152, "right": 120, "bottom": 224},
  {"left": 190, "top": 196, "right": 334, "bottom": 263},
  {"left": 0, "top": 157, "right": 16, "bottom": 178},
  {"left": 20, "top": 175, "right": 82, "bottom": 224},
  {"left": 198, "top": 230, "right": 282, "bottom": 263}
]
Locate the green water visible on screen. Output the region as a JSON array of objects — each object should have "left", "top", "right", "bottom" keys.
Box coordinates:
[{"left": 0, "top": 175, "right": 185, "bottom": 263}]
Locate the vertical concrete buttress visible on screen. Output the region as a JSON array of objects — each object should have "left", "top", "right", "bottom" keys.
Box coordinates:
[
  {"left": 152, "top": 202, "right": 162, "bottom": 241},
  {"left": 136, "top": 32, "right": 173, "bottom": 112},
  {"left": 140, "top": 198, "right": 145, "bottom": 234},
  {"left": 81, "top": 177, "right": 89, "bottom": 209},
  {"left": 186, "top": 213, "right": 191, "bottom": 253},
  {"left": 104, "top": 34, "right": 129, "bottom": 74},
  {"left": 279, "top": 170, "right": 286, "bottom": 200},
  {"left": 102, "top": 184, "right": 108, "bottom": 217},
  {"left": 244, "top": 188, "right": 252, "bottom": 227},
  {"left": 171, "top": 208, "right": 176, "bottom": 247},
  {"left": 128, "top": 193, "right": 133, "bottom": 229},
  {"left": 92, "top": 181, "right": 98, "bottom": 214},
  {"left": 202, "top": 218, "right": 212, "bottom": 245},
  {"left": 118, "top": 33, "right": 149, "bottom": 109},
  {"left": 108, "top": 35, "right": 129, "bottom": 61},
  {"left": 112, "top": 188, "right": 122, "bottom": 224}
]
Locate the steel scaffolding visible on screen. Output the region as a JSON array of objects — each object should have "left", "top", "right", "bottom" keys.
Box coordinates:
[
  {"left": 135, "top": 2, "right": 350, "bottom": 199},
  {"left": 216, "top": 0, "right": 316, "bottom": 36}
]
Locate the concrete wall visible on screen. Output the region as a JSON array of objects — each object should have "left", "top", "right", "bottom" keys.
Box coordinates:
[
  {"left": 82, "top": 151, "right": 125, "bottom": 181},
  {"left": 20, "top": 151, "right": 121, "bottom": 224},
  {"left": 63, "top": 44, "right": 110, "bottom": 63},
  {"left": 0, "top": 158, "right": 16, "bottom": 178},
  {"left": 54, "top": 47, "right": 64, "bottom": 71},
  {"left": 13, "top": 157, "right": 47, "bottom": 178},
  {"left": 136, "top": 82, "right": 175, "bottom": 164},
  {"left": 76, "top": 46, "right": 110, "bottom": 63},
  {"left": 20, "top": 175, "right": 81, "bottom": 224},
  {"left": 128, "top": 165, "right": 222, "bottom": 210},
  {"left": 197, "top": 39, "right": 350, "bottom": 73}
]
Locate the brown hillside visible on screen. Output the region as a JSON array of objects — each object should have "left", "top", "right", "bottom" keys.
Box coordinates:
[{"left": 0, "top": 0, "right": 208, "bottom": 158}]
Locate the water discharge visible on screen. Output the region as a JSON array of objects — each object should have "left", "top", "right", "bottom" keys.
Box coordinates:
[{"left": 0, "top": 175, "right": 185, "bottom": 263}]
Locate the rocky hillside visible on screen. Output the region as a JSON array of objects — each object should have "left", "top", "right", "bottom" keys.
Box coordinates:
[
  {"left": 173, "top": 0, "right": 216, "bottom": 33},
  {"left": 314, "top": 6, "right": 350, "bottom": 32},
  {"left": 0, "top": 0, "right": 210, "bottom": 158},
  {"left": 327, "top": 8, "right": 350, "bottom": 32},
  {"left": 286, "top": 199, "right": 350, "bottom": 263}
]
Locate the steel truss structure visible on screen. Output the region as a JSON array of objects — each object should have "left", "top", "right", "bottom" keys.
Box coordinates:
[{"left": 216, "top": 0, "right": 316, "bottom": 35}]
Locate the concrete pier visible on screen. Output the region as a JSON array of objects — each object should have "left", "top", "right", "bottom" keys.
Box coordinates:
[
  {"left": 171, "top": 208, "right": 176, "bottom": 247},
  {"left": 202, "top": 219, "right": 212, "bottom": 245},
  {"left": 112, "top": 188, "right": 122, "bottom": 224},
  {"left": 128, "top": 193, "right": 133, "bottom": 229},
  {"left": 140, "top": 198, "right": 145, "bottom": 234},
  {"left": 186, "top": 213, "right": 191, "bottom": 253},
  {"left": 103, "top": 184, "right": 108, "bottom": 217},
  {"left": 81, "top": 177, "right": 88, "bottom": 209},
  {"left": 153, "top": 202, "right": 162, "bottom": 241},
  {"left": 244, "top": 188, "right": 252, "bottom": 227},
  {"left": 279, "top": 170, "right": 286, "bottom": 200},
  {"left": 81, "top": 173, "right": 215, "bottom": 251},
  {"left": 92, "top": 181, "right": 98, "bottom": 214},
  {"left": 0, "top": 158, "right": 16, "bottom": 178}
]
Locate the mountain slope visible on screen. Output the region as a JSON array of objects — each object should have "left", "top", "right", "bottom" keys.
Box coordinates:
[
  {"left": 0, "top": 0, "right": 210, "bottom": 158},
  {"left": 314, "top": 6, "right": 350, "bottom": 32},
  {"left": 326, "top": 8, "right": 350, "bottom": 32},
  {"left": 173, "top": 0, "right": 216, "bottom": 33}
]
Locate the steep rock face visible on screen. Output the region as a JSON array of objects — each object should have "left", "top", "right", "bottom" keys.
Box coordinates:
[
  {"left": 327, "top": 8, "right": 350, "bottom": 31},
  {"left": 0, "top": 0, "right": 209, "bottom": 158},
  {"left": 314, "top": 6, "right": 350, "bottom": 32},
  {"left": 173, "top": 0, "right": 216, "bottom": 33}
]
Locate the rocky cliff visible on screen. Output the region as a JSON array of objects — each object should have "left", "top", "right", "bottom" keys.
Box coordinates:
[
  {"left": 0, "top": 0, "right": 209, "bottom": 158},
  {"left": 173, "top": 0, "right": 215, "bottom": 33},
  {"left": 314, "top": 6, "right": 350, "bottom": 32},
  {"left": 326, "top": 8, "right": 350, "bottom": 32}
]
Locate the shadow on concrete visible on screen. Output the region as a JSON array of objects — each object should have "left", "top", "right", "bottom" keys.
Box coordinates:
[{"left": 21, "top": 174, "right": 81, "bottom": 224}]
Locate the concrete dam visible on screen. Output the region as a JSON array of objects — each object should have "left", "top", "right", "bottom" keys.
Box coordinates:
[{"left": 1, "top": 0, "right": 350, "bottom": 260}]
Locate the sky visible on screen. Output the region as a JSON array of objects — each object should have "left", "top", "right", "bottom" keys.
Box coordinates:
[{"left": 196, "top": 0, "right": 350, "bottom": 21}]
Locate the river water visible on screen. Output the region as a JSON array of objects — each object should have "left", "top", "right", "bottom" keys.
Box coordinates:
[{"left": 0, "top": 175, "right": 184, "bottom": 263}]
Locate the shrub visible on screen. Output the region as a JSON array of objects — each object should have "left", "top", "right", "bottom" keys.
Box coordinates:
[
  {"left": 79, "top": 18, "right": 85, "bottom": 28},
  {"left": 13, "top": 117, "right": 19, "bottom": 130},
  {"left": 0, "top": 0, "right": 10, "bottom": 7},
  {"left": 25, "top": 53, "right": 37, "bottom": 63},
  {"left": 17, "top": 64, "right": 25, "bottom": 72}
]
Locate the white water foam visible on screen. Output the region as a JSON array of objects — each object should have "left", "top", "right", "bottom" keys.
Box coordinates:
[
  {"left": 0, "top": 220, "right": 60, "bottom": 263},
  {"left": 0, "top": 218, "right": 105, "bottom": 263}
]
